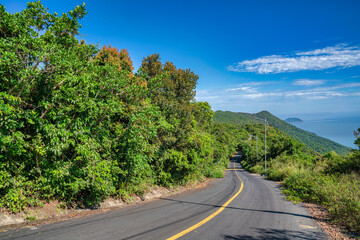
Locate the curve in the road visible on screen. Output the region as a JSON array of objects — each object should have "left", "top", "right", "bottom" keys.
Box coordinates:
[{"left": 167, "top": 163, "right": 244, "bottom": 240}]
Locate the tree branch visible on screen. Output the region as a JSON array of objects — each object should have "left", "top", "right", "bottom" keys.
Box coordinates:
[{"left": 40, "top": 104, "right": 52, "bottom": 119}]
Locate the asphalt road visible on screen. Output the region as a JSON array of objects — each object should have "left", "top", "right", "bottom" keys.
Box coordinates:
[{"left": 0, "top": 154, "right": 327, "bottom": 240}]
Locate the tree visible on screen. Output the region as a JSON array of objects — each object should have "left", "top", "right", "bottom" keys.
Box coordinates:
[
  {"left": 0, "top": 1, "right": 100, "bottom": 210},
  {"left": 354, "top": 128, "right": 360, "bottom": 150},
  {"left": 140, "top": 53, "right": 162, "bottom": 79},
  {"left": 95, "top": 45, "right": 134, "bottom": 73}
]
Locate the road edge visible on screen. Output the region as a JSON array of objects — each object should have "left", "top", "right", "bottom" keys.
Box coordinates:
[{"left": 0, "top": 178, "right": 217, "bottom": 233}]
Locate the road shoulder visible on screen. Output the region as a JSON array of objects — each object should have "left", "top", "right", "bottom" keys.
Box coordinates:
[{"left": 0, "top": 178, "right": 216, "bottom": 233}]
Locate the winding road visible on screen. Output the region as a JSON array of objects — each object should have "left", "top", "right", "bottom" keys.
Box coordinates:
[{"left": 0, "top": 154, "right": 327, "bottom": 239}]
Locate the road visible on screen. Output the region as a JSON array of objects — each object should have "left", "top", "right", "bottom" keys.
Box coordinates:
[{"left": 0, "top": 154, "right": 327, "bottom": 240}]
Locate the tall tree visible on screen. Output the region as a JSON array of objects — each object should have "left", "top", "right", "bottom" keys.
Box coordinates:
[{"left": 95, "top": 45, "right": 134, "bottom": 73}]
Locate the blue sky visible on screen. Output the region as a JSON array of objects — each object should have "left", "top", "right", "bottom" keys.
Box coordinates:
[{"left": 4, "top": 0, "right": 360, "bottom": 118}]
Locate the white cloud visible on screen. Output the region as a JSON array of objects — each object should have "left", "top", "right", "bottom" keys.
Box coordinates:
[
  {"left": 314, "top": 82, "right": 360, "bottom": 91},
  {"left": 241, "top": 92, "right": 282, "bottom": 99},
  {"left": 307, "top": 96, "right": 330, "bottom": 100},
  {"left": 285, "top": 91, "right": 344, "bottom": 98},
  {"left": 195, "top": 81, "right": 360, "bottom": 108},
  {"left": 293, "top": 79, "right": 326, "bottom": 86},
  {"left": 228, "top": 43, "right": 360, "bottom": 74},
  {"left": 236, "top": 81, "right": 279, "bottom": 86},
  {"left": 225, "top": 86, "right": 257, "bottom": 93}
]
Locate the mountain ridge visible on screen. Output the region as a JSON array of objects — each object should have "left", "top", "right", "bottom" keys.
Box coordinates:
[{"left": 213, "top": 110, "right": 351, "bottom": 155}]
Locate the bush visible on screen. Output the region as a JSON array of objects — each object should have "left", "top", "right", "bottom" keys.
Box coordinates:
[
  {"left": 283, "top": 171, "right": 360, "bottom": 233},
  {"left": 282, "top": 172, "right": 320, "bottom": 202},
  {"left": 250, "top": 164, "right": 264, "bottom": 175},
  {"left": 205, "top": 165, "right": 225, "bottom": 178},
  {"left": 325, "top": 151, "right": 360, "bottom": 175},
  {"left": 326, "top": 174, "right": 360, "bottom": 232}
]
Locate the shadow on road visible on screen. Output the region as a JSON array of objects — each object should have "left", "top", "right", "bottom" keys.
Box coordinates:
[
  {"left": 160, "top": 152, "right": 317, "bottom": 222},
  {"left": 229, "top": 154, "right": 242, "bottom": 162},
  {"left": 223, "top": 228, "right": 325, "bottom": 240},
  {"left": 159, "top": 198, "right": 317, "bottom": 221}
]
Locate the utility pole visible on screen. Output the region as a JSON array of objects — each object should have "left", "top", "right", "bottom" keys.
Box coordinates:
[
  {"left": 256, "top": 134, "right": 258, "bottom": 162},
  {"left": 253, "top": 116, "right": 268, "bottom": 176},
  {"left": 264, "top": 117, "right": 267, "bottom": 176}
]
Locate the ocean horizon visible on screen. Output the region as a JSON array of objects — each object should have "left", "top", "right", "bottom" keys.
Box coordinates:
[{"left": 290, "top": 116, "right": 360, "bottom": 149}]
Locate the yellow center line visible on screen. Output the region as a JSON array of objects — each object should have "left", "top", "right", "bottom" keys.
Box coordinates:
[{"left": 166, "top": 162, "right": 244, "bottom": 240}]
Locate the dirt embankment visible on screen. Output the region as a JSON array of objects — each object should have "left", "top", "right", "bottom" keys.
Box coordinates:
[
  {"left": 304, "top": 203, "right": 359, "bottom": 240},
  {"left": 0, "top": 179, "right": 213, "bottom": 232}
]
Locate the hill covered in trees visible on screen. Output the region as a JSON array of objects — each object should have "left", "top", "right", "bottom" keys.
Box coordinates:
[{"left": 214, "top": 111, "right": 351, "bottom": 155}]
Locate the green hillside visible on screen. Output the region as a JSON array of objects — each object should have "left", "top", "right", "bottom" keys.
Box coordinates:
[{"left": 214, "top": 110, "right": 351, "bottom": 155}]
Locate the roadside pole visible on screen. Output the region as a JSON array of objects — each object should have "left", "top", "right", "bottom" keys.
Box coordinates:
[
  {"left": 264, "top": 117, "right": 267, "bottom": 176},
  {"left": 256, "top": 135, "right": 258, "bottom": 162},
  {"left": 254, "top": 116, "right": 268, "bottom": 176}
]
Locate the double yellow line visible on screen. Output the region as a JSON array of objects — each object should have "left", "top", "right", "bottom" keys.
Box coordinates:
[{"left": 167, "top": 164, "right": 244, "bottom": 240}]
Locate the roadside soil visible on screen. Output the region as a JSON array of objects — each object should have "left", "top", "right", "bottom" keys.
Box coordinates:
[
  {"left": 0, "top": 179, "right": 213, "bottom": 233},
  {"left": 304, "top": 203, "right": 359, "bottom": 240}
]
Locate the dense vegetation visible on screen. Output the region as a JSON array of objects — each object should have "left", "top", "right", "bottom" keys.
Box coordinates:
[
  {"left": 0, "top": 2, "right": 247, "bottom": 212},
  {"left": 214, "top": 110, "right": 351, "bottom": 155},
  {"left": 240, "top": 124, "right": 360, "bottom": 234}
]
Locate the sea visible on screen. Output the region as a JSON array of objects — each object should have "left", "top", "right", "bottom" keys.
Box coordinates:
[{"left": 288, "top": 115, "right": 360, "bottom": 149}]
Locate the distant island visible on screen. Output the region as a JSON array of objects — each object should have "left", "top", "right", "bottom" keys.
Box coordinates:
[{"left": 285, "top": 118, "right": 304, "bottom": 123}]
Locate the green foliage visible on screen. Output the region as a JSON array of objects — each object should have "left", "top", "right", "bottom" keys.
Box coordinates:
[
  {"left": 283, "top": 172, "right": 360, "bottom": 233},
  {"left": 354, "top": 128, "right": 360, "bottom": 149},
  {"left": 211, "top": 123, "right": 248, "bottom": 167},
  {"left": 239, "top": 123, "right": 315, "bottom": 173},
  {"left": 213, "top": 111, "right": 261, "bottom": 125},
  {"left": 25, "top": 215, "right": 36, "bottom": 221},
  {"left": 204, "top": 165, "right": 225, "bottom": 178},
  {"left": 323, "top": 150, "right": 360, "bottom": 175},
  {"left": 326, "top": 174, "right": 360, "bottom": 232}
]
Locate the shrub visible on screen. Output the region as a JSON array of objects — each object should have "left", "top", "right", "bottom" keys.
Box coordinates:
[
  {"left": 326, "top": 174, "right": 360, "bottom": 232},
  {"left": 205, "top": 165, "right": 225, "bottom": 178}
]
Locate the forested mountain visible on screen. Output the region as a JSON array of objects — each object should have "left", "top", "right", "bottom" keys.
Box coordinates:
[{"left": 214, "top": 110, "right": 351, "bottom": 155}]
